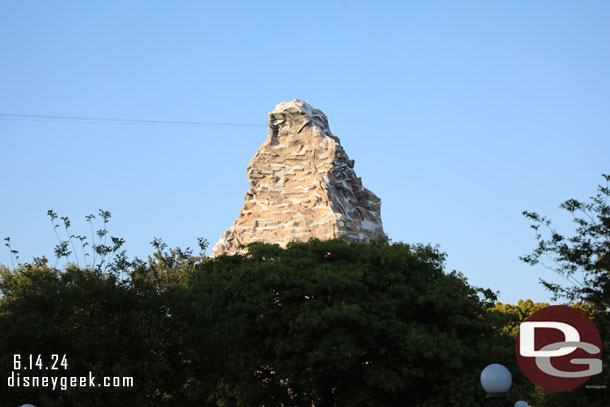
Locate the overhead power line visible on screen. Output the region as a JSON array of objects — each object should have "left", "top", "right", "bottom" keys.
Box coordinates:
[{"left": 0, "top": 112, "right": 266, "bottom": 128}]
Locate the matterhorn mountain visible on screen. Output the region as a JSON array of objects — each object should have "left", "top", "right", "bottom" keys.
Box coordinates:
[{"left": 212, "top": 100, "right": 384, "bottom": 256}]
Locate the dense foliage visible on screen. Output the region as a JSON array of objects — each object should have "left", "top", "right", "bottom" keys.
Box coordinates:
[
  {"left": 189, "top": 239, "right": 499, "bottom": 407},
  {"left": 1, "top": 235, "right": 503, "bottom": 406}
]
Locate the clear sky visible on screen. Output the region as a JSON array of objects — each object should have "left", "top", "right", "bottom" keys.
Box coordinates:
[{"left": 1, "top": 1, "right": 609, "bottom": 304}]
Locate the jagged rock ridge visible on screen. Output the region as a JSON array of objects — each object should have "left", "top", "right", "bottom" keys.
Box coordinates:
[{"left": 212, "top": 100, "right": 384, "bottom": 256}]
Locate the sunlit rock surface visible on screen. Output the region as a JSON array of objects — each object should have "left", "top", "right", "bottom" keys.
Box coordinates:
[{"left": 212, "top": 100, "right": 384, "bottom": 256}]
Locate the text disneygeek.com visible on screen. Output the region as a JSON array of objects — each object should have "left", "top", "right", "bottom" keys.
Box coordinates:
[{"left": 7, "top": 354, "right": 133, "bottom": 391}]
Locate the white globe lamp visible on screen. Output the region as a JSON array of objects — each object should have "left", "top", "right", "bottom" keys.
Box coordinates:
[
  {"left": 514, "top": 402, "right": 528, "bottom": 407},
  {"left": 481, "top": 363, "right": 512, "bottom": 406},
  {"left": 481, "top": 363, "right": 512, "bottom": 394}
]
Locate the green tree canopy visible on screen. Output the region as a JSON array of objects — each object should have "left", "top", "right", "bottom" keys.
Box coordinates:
[
  {"left": 187, "top": 238, "right": 499, "bottom": 407},
  {"left": 1, "top": 215, "right": 508, "bottom": 406}
]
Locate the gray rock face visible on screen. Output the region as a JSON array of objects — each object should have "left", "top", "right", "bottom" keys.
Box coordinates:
[{"left": 212, "top": 100, "right": 384, "bottom": 256}]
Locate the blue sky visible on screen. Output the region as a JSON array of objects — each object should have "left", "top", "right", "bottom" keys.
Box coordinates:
[{"left": 1, "top": 1, "right": 609, "bottom": 304}]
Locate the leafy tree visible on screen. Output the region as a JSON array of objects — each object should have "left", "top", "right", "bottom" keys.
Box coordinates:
[
  {"left": 522, "top": 174, "right": 610, "bottom": 406},
  {"left": 489, "top": 300, "right": 550, "bottom": 337},
  {"left": 522, "top": 174, "right": 610, "bottom": 305},
  {"left": 187, "top": 238, "right": 500, "bottom": 407},
  {"left": 132, "top": 236, "right": 208, "bottom": 289},
  {"left": 0, "top": 260, "right": 198, "bottom": 406},
  {"left": 0, "top": 211, "right": 207, "bottom": 407}
]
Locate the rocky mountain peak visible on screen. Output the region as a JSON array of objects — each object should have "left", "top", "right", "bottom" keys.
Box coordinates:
[{"left": 212, "top": 100, "right": 384, "bottom": 256}]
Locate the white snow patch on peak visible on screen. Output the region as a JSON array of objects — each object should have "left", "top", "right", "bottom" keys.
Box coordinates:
[{"left": 272, "top": 99, "right": 315, "bottom": 117}]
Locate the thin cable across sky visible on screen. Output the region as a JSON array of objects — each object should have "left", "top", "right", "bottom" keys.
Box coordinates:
[{"left": 0, "top": 112, "right": 267, "bottom": 128}]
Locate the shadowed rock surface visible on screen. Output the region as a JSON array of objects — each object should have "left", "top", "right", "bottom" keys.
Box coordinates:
[{"left": 212, "top": 100, "right": 384, "bottom": 256}]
